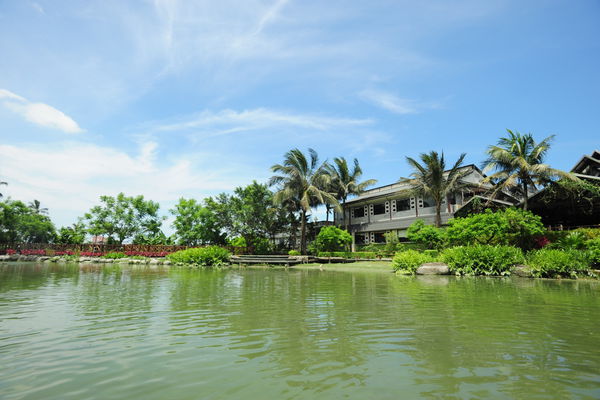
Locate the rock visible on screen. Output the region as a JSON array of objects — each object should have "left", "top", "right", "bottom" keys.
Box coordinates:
[
  {"left": 511, "top": 265, "right": 533, "bottom": 278},
  {"left": 416, "top": 262, "right": 450, "bottom": 275},
  {"left": 38, "top": 256, "right": 50, "bottom": 262},
  {"left": 163, "top": 260, "right": 171, "bottom": 266},
  {"left": 149, "top": 259, "right": 162, "bottom": 265},
  {"left": 9, "top": 254, "right": 20, "bottom": 261},
  {"left": 0, "top": 255, "right": 9, "bottom": 261}
]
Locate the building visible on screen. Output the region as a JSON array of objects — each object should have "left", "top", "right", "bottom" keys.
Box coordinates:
[
  {"left": 333, "top": 165, "right": 502, "bottom": 245},
  {"left": 527, "top": 149, "right": 600, "bottom": 228}
]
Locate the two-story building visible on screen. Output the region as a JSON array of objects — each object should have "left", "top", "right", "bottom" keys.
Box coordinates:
[{"left": 334, "top": 164, "right": 512, "bottom": 245}]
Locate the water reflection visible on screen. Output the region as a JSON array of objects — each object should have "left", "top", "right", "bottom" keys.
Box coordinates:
[{"left": 0, "top": 263, "right": 599, "bottom": 400}]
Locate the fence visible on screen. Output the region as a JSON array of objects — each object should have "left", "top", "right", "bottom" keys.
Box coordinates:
[{"left": 0, "top": 243, "right": 252, "bottom": 256}]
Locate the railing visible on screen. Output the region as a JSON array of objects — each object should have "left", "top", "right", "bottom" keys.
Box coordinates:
[{"left": 0, "top": 243, "right": 252, "bottom": 256}]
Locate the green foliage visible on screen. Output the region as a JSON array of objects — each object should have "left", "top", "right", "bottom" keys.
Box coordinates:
[
  {"left": 229, "top": 237, "right": 247, "bottom": 247},
  {"left": 318, "top": 251, "right": 376, "bottom": 259},
  {"left": 166, "top": 246, "right": 231, "bottom": 267},
  {"left": 56, "top": 222, "right": 86, "bottom": 244},
  {"left": 446, "top": 208, "right": 545, "bottom": 249},
  {"left": 288, "top": 250, "right": 300, "bottom": 256},
  {"left": 102, "top": 252, "right": 128, "bottom": 259},
  {"left": 170, "top": 198, "right": 225, "bottom": 246},
  {"left": 587, "top": 238, "right": 600, "bottom": 267},
  {"left": 384, "top": 231, "right": 399, "bottom": 253},
  {"left": 0, "top": 199, "right": 56, "bottom": 243},
  {"left": 83, "top": 193, "right": 164, "bottom": 244},
  {"left": 442, "top": 245, "right": 524, "bottom": 276},
  {"left": 313, "top": 226, "right": 352, "bottom": 252},
  {"left": 554, "top": 231, "right": 587, "bottom": 250},
  {"left": 391, "top": 250, "right": 435, "bottom": 274},
  {"left": 406, "top": 220, "right": 445, "bottom": 249},
  {"left": 527, "top": 249, "right": 591, "bottom": 278}
]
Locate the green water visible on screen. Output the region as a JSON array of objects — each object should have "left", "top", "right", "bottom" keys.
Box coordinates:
[{"left": 1, "top": 263, "right": 599, "bottom": 399}]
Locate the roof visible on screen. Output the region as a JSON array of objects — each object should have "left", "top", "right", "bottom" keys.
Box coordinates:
[{"left": 344, "top": 164, "right": 486, "bottom": 206}]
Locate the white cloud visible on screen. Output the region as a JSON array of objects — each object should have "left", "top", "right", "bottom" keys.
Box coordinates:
[
  {"left": 359, "top": 89, "right": 419, "bottom": 115},
  {"left": 0, "top": 141, "right": 260, "bottom": 228},
  {"left": 155, "top": 108, "right": 372, "bottom": 136},
  {"left": 0, "top": 88, "right": 84, "bottom": 134}
]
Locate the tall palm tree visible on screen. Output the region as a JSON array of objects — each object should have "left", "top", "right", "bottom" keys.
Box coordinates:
[
  {"left": 401, "top": 151, "right": 469, "bottom": 227},
  {"left": 482, "top": 130, "right": 575, "bottom": 210},
  {"left": 269, "top": 148, "right": 338, "bottom": 254},
  {"left": 326, "top": 157, "right": 377, "bottom": 231},
  {"left": 0, "top": 180, "right": 6, "bottom": 198},
  {"left": 28, "top": 199, "right": 49, "bottom": 215}
]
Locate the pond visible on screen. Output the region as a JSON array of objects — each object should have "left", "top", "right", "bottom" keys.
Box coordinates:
[{"left": 1, "top": 263, "right": 599, "bottom": 399}]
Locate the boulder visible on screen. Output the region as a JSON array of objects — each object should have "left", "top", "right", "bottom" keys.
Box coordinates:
[
  {"left": 511, "top": 265, "right": 533, "bottom": 278},
  {"left": 0, "top": 255, "right": 10, "bottom": 262},
  {"left": 416, "top": 262, "right": 450, "bottom": 275},
  {"left": 163, "top": 260, "right": 171, "bottom": 266}
]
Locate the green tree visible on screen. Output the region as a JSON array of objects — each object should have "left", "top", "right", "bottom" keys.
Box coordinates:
[
  {"left": 270, "top": 148, "right": 338, "bottom": 254},
  {"left": 482, "top": 130, "right": 575, "bottom": 210},
  {"left": 401, "top": 151, "right": 469, "bottom": 227},
  {"left": 312, "top": 226, "right": 352, "bottom": 252},
  {"left": 0, "top": 199, "right": 56, "bottom": 243},
  {"left": 326, "top": 157, "right": 377, "bottom": 231},
  {"left": 28, "top": 199, "right": 48, "bottom": 215},
  {"left": 56, "top": 221, "right": 87, "bottom": 244},
  {"left": 170, "top": 198, "right": 226, "bottom": 245},
  {"left": 83, "top": 193, "right": 164, "bottom": 244}
]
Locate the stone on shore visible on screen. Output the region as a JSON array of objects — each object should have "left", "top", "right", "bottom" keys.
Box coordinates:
[
  {"left": 416, "top": 262, "right": 450, "bottom": 275},
  {"left": 511, "top": 265, "right": 533, "bottom": 278}
]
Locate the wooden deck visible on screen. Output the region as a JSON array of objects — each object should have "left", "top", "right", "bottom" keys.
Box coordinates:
[{"left": 230, "top": 255, "right": 305, "bottom": 267}]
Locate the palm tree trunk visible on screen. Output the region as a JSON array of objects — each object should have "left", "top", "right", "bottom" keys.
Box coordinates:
[
  {"left": 300, "top": 209, "right": 307, "bottom": 254},
  {"left": 343, "top": 197, "right": 348, "bottom": 232},
  {"left": 522, "top": 182, "right": 529, "bottom": 210},
  {"left": 435, "top": 201, "right": 442, "bottom": 228}
]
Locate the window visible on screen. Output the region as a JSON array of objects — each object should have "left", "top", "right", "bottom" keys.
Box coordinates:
[
  {"left": 396, "top": 198, "right": 411, "bottom": 211},
  {"left": 373, "top": 232, "right": 386, "bottom": 243},
  {"left": 353, "top": 206, "right": 365, "bottom": 218},
  {"left": 373, "top": 203, "right": 386, "bottom": 215},
  {"left": 355, "top": 233, "right": 367, "bottom": 245},
  {"left": 422, "top": 198, "right": 433, "bottom": 208}
]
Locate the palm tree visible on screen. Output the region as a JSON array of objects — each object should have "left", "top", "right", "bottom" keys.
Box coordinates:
[
  {"left": 28, "top": 199, "right": 49, "bottom": 215},
  {"left": 0, "top": 180, "right": 6, "bottom": 198},
  {"left": 482, "top": 130, "right": 575, "bottom": 210},
  {"left": 401, "top": 151, "right": 469, "bottom": 227},
  {"left": 326, "top": 157, "right": 377, "bottom": 231},
  {"left": 269, "top": 148, "right": 338, "bottom": 254}
]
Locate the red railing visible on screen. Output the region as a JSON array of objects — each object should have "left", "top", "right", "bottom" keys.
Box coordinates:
[{"left": 0, "top": 243, "right": 251, "bottom": 257}]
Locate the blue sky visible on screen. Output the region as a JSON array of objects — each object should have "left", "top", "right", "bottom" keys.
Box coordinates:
[{"left": 1, "top": 0, "right": 599, "bottom": 229}]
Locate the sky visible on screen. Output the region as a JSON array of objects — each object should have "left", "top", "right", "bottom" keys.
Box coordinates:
[{"left": 1, "top": 0, "right": 599, "bottom": 230}]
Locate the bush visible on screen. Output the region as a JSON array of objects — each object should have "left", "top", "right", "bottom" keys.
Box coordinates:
[
  {"left": 102, "top": 252, "right": 128, "bottom": 259},
  {"left": 587, "top": 238, "right": 600, "bottom": 267},
  {"left": 318, "top": 251, "right": 377, "bottom": 259},
  {"left": 527, "top": 249, "right": 591, "bottom": 278},
  {"left": 288, "top": 250, "right": 300, "bottom": 256},
  {"left": 446, "top": 208, "right": 544, "bottom": 249},
  {"left": 391, "top": 250, "right": 434, "bottom": 274},
  {"left": 552, "top": 231, "right": 587, "bottom": 250},
  {"left": 313, "top": 226, "right": 352, "bottom": 253},
  {"left": 442, "top": 245, "right": 524, "bottom": 276},
  {"left": 166, "top": 246, "right": 231, "bottom": 267},
  {"left": 406, "top": 220, "right": 445, "bottom": 249}
]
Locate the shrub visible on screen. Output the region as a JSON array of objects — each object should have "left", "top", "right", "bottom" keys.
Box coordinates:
[
  {"left": 313, "top": 226, "right": 352, "bottom": 253},
  {"left": 553, "top": 231, "right": 587, "bottom": 250},
  {"left": 391, "top": 250, "right": 434, "bottom": 274},
  {"left": 442, "top": 245, "right": 524, "bottom": 276},
  {"left": 166, "top": 246, "right": 231, "bottom": 267},
  {"left": 406, "top": 220, "right": 445, "bottom": 249},
  {"left": 102, "top": 252, "right": 128, "bottom": 259},
  {"left": 587, "top": 238, "right": 600, "bottom": 267},
  {"left": 288, "top": 250, "right": 300, "bottom": 256},
  {"left": 446, "top": 208, "right": 544, "bottom": 249},
  {"left": 527, "top": 249, "right": 591, "bottom": 278}
]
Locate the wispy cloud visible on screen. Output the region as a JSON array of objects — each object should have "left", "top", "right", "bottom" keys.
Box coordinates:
[
  {"left": 155, "top": 108, "right": 373, "bottom": 136},
  {"left": 0, "top": 89, "right": 84, "bottom": 134},
  {"left": 359, "top": 88, "right": 443, "bottom": 115}
]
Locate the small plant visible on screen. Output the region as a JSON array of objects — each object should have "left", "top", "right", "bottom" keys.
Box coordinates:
[
  {"left": 407, "top": 220, "right": 445, "bottom": 249},
  {"left": 555, "top": 231, "right": 587, "bottom": 250},
  {"left": 527, "top": 249, "right": 591, "bottom": 278},
  {"left": 442, "top": 245, "right": 524, "bottom": 276},
  {"left": 102, "top": 252, "right": 128, "bottom": 259},
  {"left": 288, "top": 250, "right": 301, "bottom": 256},
  {"left": 166, "top": 246, "right": 231, "bottom": 267},
  {"left": 391, "top": 250, "right": 434, "bottom": 274},
  {"left": 587, "top": 238, "right": 600, "bottom": 267}
]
